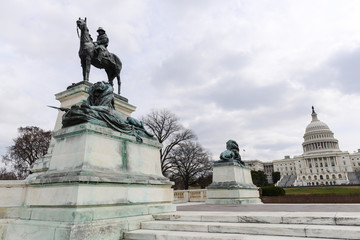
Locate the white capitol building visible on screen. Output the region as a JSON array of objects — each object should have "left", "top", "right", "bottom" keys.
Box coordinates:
[{"left": 245, "top": 107, "right": 360, "bottom": 187}]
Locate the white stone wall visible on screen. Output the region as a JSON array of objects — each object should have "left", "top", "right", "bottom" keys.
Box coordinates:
[
  {"left": 350, "top": 151, "right": 360, "bottom": 171},
  {"left": 273, "top": 151, "right": 357, "bottom": 186},
  {"left": 245, "top": 151, "right": 359, "bottom": 187},
  {"left": 244, "top": 160, "right": 274, "bottom": 184},
  {"left": 273, "top": 158, "right": 296, "bottom": 177},
  {"left": 245, "top": 160, "right": 264, "bottom": 171}
]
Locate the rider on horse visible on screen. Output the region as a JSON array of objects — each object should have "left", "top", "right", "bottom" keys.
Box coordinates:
[
  {"left": 94, "top": 27, "right": 109, "bottom": 63},
  {"left": 76, "top": 17, "right": 122, "bottom": 94}
]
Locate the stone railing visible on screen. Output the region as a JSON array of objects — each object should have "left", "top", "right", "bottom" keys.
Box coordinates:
[
  {"left": 0, "top": 180, "right": 27, "bottom": 207},
  {"left": 173, "top": 189, "right": 207, "bottom": 203}
]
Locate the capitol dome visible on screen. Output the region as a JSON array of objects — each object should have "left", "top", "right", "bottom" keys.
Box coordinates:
[
  {"left": 305, "top": 115, "right": 330, "bottom": 133},
  {"left": 302, "top": 107, "right": 340, "bottom": 154}
]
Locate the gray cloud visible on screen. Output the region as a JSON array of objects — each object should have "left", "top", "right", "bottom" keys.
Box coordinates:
[
  {"left": 151, "top": 40, "right": 250, "bottom": 89},
  {"left": 328, "top": 48, "right": 360, "bottom": 93},
  {"left": 201, "top": 80, "right": 289, "bottom": 110},
  {"left": 297, "top": 46, "right": 360, "bottom": 94},
  {"left": 1, "top": 0, "right": 360, "bottom": 162}
]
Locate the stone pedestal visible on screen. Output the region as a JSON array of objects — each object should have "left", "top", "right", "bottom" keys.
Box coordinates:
[
  {"left": 206, "top": 162, "right": 262, "bottom": 204},
  {"left": 0, "top": 82, "right": 175, "bottom": 240},
  {"left": 0, "top": 123, "right": 175, "bottom": 240},
  {"left": 33, "top": 81, "right": 137, "bottom": 174}
]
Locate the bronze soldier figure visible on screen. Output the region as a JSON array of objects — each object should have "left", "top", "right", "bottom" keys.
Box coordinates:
[{"left": 94, "top": 27, "right": 109, "bottom": 63}]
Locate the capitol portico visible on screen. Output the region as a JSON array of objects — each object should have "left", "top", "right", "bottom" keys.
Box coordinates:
[{"left": 245, "top": 107, "right": 360, "bottom": 187}]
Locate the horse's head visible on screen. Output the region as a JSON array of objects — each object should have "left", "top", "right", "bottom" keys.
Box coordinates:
[
  {"left": 77, "top": 17, "right": 93, "bottom": 42},
  {"left": 76, "top": 17, "right": 87, "bottom": 31}
]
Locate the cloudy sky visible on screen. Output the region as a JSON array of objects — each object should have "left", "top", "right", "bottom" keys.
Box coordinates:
[{"left": 1, "top": 0, "right": 360, "bottom": 164}]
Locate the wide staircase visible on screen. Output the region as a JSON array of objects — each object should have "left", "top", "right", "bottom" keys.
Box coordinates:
[
  {"left": 348, "top": 171, "right": 360, "bottom": 185},
  {"left": 277, "top": 174, "right": 297, "bottom": 187},
  {"left": 124, "top": 211, "right": 360, "bottom": 239}
]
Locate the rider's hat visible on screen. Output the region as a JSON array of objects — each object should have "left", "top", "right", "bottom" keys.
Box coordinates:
[{"left": 97, "top": 27, "right": 105, "bottom": 33}]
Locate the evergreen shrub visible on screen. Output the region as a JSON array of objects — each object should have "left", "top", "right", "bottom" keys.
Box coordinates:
[{"left": 261, "top": 186, "right": 285, "bottom": 196}]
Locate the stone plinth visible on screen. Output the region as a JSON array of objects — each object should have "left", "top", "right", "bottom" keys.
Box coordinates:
[
  {"left": 27, "top": 123, "right": 173, "bottom": 207},
  {"left": 206, "top": 162, "right": 262, "bottom": 204},
  {"left": 0, "top": 123, "right": 175, "bottom": 240},
  {"left": 34, "top": 81, "right": 137, "bottom": 175}
]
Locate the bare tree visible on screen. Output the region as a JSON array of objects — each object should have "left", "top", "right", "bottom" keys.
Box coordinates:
[
  {"left": 0, "top": 167, "right": 17, "bottom": 180},
  {"left": 167, "top": 141, "right": 212, "bottom": 190},
  {"left": 2, "top": 126, "right": 51, "bottom": 179},
  {"left": 196, "top": 171, "right": 213, "bottom": 189},
  {"left": 141, "top": 109, "right": 196, "bottom": 176}
]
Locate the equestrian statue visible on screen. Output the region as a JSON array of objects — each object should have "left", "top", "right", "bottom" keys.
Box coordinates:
[{"left": 76, "top": 17, "right": 122, "bottom": 94}]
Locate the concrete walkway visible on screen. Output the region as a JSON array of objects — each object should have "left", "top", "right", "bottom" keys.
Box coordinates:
[{"left": 176, "top": 203, "right": 360, "bottom": 212}]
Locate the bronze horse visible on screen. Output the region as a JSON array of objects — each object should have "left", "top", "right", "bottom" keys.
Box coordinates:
[{"left": 76, "top": 18, "right": 122, "bottom": 94}]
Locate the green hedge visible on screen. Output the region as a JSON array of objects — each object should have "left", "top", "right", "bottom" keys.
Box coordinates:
[{"left": 261, "top": 186, "right": 285, "bottom": 196}]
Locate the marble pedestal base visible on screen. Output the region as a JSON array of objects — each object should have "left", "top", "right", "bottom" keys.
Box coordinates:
[
  {"left": 206, "top": 162, "right": 262, "bottom": 204},
  {"left": 0, "top": 123, "right": 175, "bottom": 240}
]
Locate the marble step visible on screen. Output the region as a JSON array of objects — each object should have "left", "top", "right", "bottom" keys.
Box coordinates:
[
  {"left": 153, "top": 211, "right": 360, "bottom": 226},
  {"left": 140, "top": 220, "right": 360, "bottom": 239},
  {"left": 124, "top": 229, "right": 340, "bottom": 240}
]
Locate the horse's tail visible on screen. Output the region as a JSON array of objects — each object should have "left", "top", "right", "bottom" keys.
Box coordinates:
[{"left": 116, "top": 74, "right": 121, "bottom": 95}]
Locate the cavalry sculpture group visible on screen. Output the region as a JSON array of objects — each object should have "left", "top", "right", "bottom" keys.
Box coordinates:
[{"left": 76, "top": 17, "right": 122, "bottom": 94}]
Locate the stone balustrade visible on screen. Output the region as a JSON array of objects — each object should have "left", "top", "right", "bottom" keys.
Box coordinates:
[
  {"left": 0, "top": 180, "right": 26, "bottom": 207},
  {"left": 173, "top": 189, "right": 207, "bottom": 203}
]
